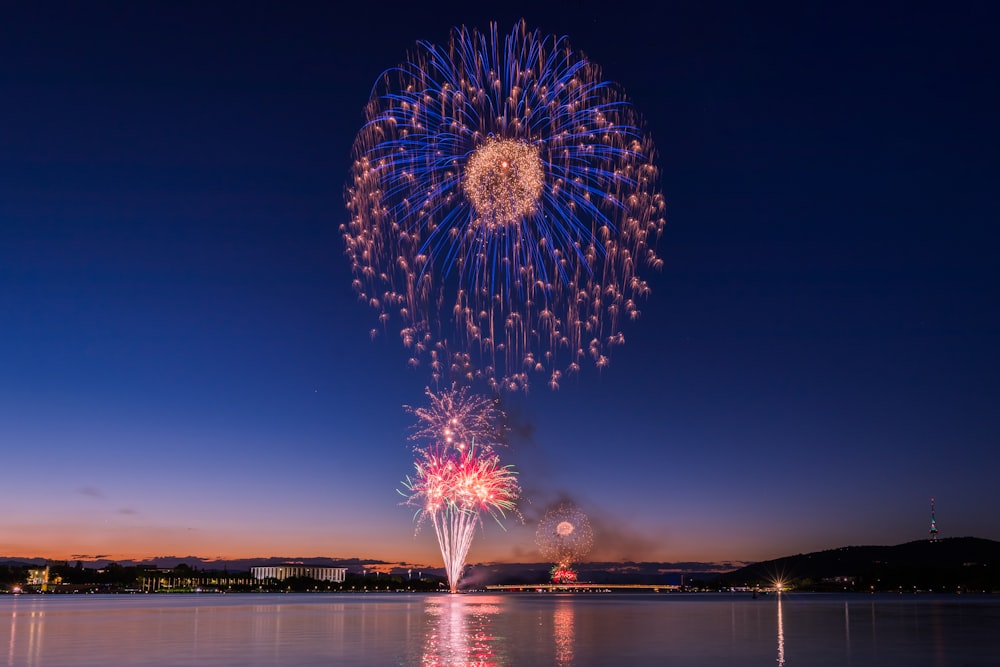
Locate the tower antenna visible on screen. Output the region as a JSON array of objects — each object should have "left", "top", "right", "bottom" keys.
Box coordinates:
[{"left": 929, "top": 497, "right": 938, "bottom": 541}]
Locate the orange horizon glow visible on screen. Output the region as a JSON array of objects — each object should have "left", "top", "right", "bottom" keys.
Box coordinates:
[
  {"left": 0, "top": 535, "right": 758, "bottom": 570},
  {"left": 2, "top": 511, "right": 833, "bottom": 567}
]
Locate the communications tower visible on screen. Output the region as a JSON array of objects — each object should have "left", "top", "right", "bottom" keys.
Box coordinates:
[{"left": 929, "top": 497, "right": 938, "bottom": 541}]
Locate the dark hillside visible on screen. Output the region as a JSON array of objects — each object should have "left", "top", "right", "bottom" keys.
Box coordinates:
[{"left": 715, "top": 537, "right": 1000, "bottom": 592}]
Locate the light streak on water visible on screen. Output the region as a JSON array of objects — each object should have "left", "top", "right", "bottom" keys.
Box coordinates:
[{"left": 776, "top": 594, "right": 785, "bottom": 667}]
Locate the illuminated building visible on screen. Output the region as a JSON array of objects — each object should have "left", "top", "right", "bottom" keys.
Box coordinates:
[
  {"left": 27, "top": 566, "right": 52, "bottom": 591},
  {"left": 250, "top": 565, "right": 347, "bottom": 582}
]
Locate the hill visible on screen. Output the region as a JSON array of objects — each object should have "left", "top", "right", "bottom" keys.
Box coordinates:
[{"left": 714, "top": 537, "right": 1000, "bottom": 592}]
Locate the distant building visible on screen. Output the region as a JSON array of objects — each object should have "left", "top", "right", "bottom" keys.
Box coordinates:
[
  {"left": 251, "top": 565, "right": 347, "bottom": 582},
  {"left": 27, "top": 567, "right": 50, "bottom": 589},
  {"left": 138, "top": 568, "right": 253, "bottom": 592}
]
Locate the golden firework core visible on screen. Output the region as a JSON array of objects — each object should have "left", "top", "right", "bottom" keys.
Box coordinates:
[
  {"left": 556, "top": 521, "right": 575, "bottom": 537},
  {"left": 464, "top": 138, "right": 544, "bottom": 227}
]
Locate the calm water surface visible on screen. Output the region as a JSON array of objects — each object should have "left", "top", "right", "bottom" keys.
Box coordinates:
[{"left": 3, "top": 592, "right": 999, "bottom": 666}]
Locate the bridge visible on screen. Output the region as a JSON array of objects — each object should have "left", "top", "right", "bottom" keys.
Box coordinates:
[{"left": 485, "top": 583, "right": 680, "bottom": 592}]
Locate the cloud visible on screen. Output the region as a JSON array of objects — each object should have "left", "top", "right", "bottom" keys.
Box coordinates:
[
  {"left": 118, "top": 508, "right": 138, "bottom": 515},
  {"left": 76, "top": 486, "right": 105, "bottom": 499}
]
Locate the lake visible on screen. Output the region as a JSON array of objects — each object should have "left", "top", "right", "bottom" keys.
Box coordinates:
[{"left": 3, "top": 592, "right": 999, "bottom": 666}]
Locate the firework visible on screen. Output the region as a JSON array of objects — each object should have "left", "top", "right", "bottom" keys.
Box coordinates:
[
  {"left": 407, "top": 386, "right": 505, "bottom": 452},
  {"left": 401, "top": 392, "right": 520, "bottom": 592},
  {"left": 536, "top": 503, "right": 594, "bottom": 581},
  {"left": 344, "top": 20, "right": 665, "bottom": 391},
  {"left": 550, "top": 566, "right": 578, "bottom": 585}
]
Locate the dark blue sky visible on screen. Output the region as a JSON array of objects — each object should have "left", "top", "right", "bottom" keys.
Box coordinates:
[{"left": 1, "top": 0, "right": 997, "bottom": 565}]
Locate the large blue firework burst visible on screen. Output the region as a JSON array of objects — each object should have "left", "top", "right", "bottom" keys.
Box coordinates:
[{"left": 343, "top": 20, "right": 665, "bottom": 391}]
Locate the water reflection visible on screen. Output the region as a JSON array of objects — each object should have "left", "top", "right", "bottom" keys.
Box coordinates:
[
  {"left": 422, "top": 595, "right": 503, "bottom": 666},
  {"left": 776, "top": 594, "right": 785, "bottom": 667},
  {"left": 553, "top": 598, "right": 575, "bottom": 666},
  {"left": 6, "top": 611, "right": 12, "bottom": 667},
  {"left": 4, "top": 593, "right": 995, "bottom": 665},
  {"left": 844, "top": 600, "right": 851, "bottom": 660},
  {"left": 6, "top": 609, "right": 45, "bottom": 667}
]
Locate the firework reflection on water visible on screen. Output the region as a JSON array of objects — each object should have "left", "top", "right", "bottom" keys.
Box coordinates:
[{"left": 421, "top": 596, "right": 502, "bottom": 667}]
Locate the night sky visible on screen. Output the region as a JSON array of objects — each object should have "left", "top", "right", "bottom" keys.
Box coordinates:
[{"left": 2, "top": 1, "right": 997, "bottom": 567}]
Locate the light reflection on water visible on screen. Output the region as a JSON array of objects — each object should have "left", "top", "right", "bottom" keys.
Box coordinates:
[
  {"left": 776, "top": 594, "right": 784, "bottom": 667},
  {"left": 3, "top": 593, "right": 998, "bottom": 666},
  {"left": 8, "top": 610, "right": 44, "bottom": 667},
  {"left": 844, "top": 600, "right": 851, "bottom": 662},
  {"left": 553, "top": 598, "right": 575, "bottom": 666},
  {"left": 421, "top": 595, "right": 502, "bottom": 666}
]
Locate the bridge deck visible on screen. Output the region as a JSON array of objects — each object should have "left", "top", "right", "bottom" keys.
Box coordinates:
[{"left": 485, "top": 583, "right": 680, "bottom": 592}]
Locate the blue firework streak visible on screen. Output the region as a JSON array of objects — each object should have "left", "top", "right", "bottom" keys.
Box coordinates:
[{"left": 344, "top": 20, "right": 665, "bottom": 391}]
